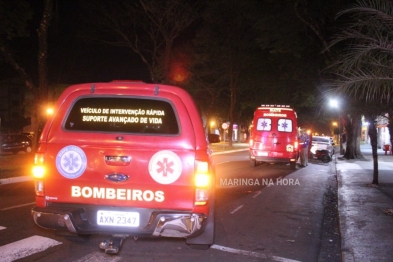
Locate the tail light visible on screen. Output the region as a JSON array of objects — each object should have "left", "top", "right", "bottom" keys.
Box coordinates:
[
  {"left": 194, "top": 161, "right": 211, "bottom": 205},
  {"left": 32, "top": 153, "right": 45, "bottom": 196}
]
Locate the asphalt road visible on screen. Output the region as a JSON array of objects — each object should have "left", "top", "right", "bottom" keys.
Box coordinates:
[{"left": 0, "top": 150, "right": 340, "bottom": 261}]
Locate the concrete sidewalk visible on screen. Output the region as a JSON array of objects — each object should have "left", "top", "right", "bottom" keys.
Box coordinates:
[{"left": 336, "top": 144, "right": 393, "bottom": 261}]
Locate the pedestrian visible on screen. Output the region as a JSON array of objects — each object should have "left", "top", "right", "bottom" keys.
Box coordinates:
[
  {"left": 341, "top": 130, "right": 347, "bottom": 155},
  {"left": 299, "top": 128, "right": 309, "bottom": 167}
]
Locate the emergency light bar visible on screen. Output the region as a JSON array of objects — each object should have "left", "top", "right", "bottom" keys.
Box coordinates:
[
  {"left": 111, "top": 80, "right": 145, "bottom": 83},
  {"left": 260, "top": 104, "right": 290, "bottom": 108}
]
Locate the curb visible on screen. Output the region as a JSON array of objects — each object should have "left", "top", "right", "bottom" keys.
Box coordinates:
[{"left": 341, "top": 250, "right": 355, "bottom": 262}]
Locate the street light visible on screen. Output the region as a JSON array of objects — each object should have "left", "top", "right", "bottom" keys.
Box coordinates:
[
  {"left": 329, "top": 99, "right": 338, "bottom": 108},
  {"left": 329, "top": 99, "right": 343, "bottom": 154},
  {"left": 210, "top": 121, "right": 215, "bottom": 134},
  {"left": 46, "top": 107, "right": 54, "bottom": 115},
  {"left": 332, "top": 122, "right": 337, "bottom": 143}
]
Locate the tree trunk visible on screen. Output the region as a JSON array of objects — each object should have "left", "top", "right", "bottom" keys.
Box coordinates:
[
  {"left": 388, "top": 113, "right": 393, "bottom": 154},
  {"left": 366, "top": 115, "right": 379, "bottom": 185},
  {"left": 227, "top": 50, "right": 238, "bottom": 148},
  {"left": 164, "top": 39, "right": 173, "bottom": 84},
  {"left": 33, "top": 0, "right": 53, "bottom": 151},
  {"left": 343, "top": 113, "right": 365, "bottom": 160},
  {"left": 228, "top": 86, "right": 235, "bottom": 148}
]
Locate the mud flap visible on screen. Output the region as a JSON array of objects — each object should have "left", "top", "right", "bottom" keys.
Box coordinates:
[{"left": 186, "top": 198, "right": 215, "bottom": 249}]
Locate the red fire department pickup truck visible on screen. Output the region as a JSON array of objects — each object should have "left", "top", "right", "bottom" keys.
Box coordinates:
[{"left": 31, "top": 81, "right": 215, "bottom": 254}]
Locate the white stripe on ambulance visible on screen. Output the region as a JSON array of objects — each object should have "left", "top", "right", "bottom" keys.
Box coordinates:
[{"left": 71, "top": 186, "right": 164, "bottom": 202}]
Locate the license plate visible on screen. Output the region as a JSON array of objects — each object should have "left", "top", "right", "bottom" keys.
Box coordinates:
[
  {"left": 258, "top": 151, "right": 268, "bottom": 156},
  {"left": 97, "top": 210, "right": 140, "bottom": 227}
]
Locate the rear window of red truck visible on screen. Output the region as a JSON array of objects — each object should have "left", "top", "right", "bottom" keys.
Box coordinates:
[{"left": 64, "top": 97, "right": 179, "bottom": 134}]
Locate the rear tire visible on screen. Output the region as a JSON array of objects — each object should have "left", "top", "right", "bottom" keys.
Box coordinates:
[
  {"left": 321, "top": 155, "right": 330, "bottom": 163},
  {"left": 290, "top": 161, "right": 296, "bottom": 170},
  {"left": 25, "top": 146, "right": 32, "bottom": 153},
  {"left": 250, "top": 159, "right": 257, "bottom": 167}
]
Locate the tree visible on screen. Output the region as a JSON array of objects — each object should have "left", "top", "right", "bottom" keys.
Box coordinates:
[
  {"left": 0, "top": 0, "right": 34, "bottom": 88},
  {"left": 327, "top": 0, "right": 393, "bottom": 184},
  {"left": 0, "top": 0, "right": 53, "bottom": 149},
  {"left": 190, "top": 0, "right": 338, "bottom": 142},
  {"left": 293, "top": 0, "right": 354, "bottom": 130},
  {"left": 255, "top": 0, "right": 331, "bottom": 128},
  {"left": 190, "top": 0, "right": 262, "bottom": 146},
  {"left": 364, "top": 112, "right": 380, "bottom": 184},
  {"left": 81, "top": 0, "right": 200, "bottom": 84}
]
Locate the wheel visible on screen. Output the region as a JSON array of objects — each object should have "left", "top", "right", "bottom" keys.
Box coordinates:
[
  {"left": 25, "top": 146, "right": 32, "bottom": 153},
  {"left": 250, "top": 159, "right": 257, "bottom": 167},
  {"left": 321, "top": 155, "right": 330, "bottom": 163},
  {"left": 289, "top": 161, "right": 296, "bottom": 170}
]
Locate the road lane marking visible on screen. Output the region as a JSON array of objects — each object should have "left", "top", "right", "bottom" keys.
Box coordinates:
[
  {"left": 230, "top": 205, "right": 243, "bottom": 214},
  {"left": 0, "top": 235, "right": 61, "bottom": 262},
  {"left": 253, "top": 190, "right": 262, "bottom": 198},
  {"left": 270, "top": 256, "right": 302, "bottom": 262},
  {"left": 214, "top": 161, "right": 231, "bottom": 165},
  {"left": 73, "top": 251, "right": 122, "bottom": 262},
  {"left": 0, "top": 202, "right": 35, "bottom": 211},
  {"left": 212, "top": 148, "right": 248, "bottom": 155},
  {"left": 211, "top": 244, "right": 267, "bottom": 258},
  {"left": 0, "top": 226, "right": 6, "bottom": 230},
  {"left": 211, "top": 244, "right": 301, "bottom": 262}
]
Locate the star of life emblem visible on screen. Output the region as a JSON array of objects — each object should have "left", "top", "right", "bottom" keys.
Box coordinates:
[
  {"left": 56, "top": 145, "right": 87, "bottom": 179},
  {"left": 148, "top": 150, "right": 182, "bottom": 184}
]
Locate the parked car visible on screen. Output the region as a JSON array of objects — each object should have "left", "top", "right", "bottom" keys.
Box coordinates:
[
  {"left": 310, "top": 136, "right": 334, "bottom": 162},
  {"left": 330, "top": 137, "right": 335, "bottom": 147},
  {"left": 0, "top": 134, "right": 33, "bottom": 154},
  {"left": 208, "top": 133, "right": 220, "bottom": 143}
]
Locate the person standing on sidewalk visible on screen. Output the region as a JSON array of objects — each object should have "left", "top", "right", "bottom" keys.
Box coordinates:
[
  {"left": 341, "top": 130, "right": 347, "bottom": 155},
  {"left": 299, "top": 128, "right": 309, "bottom": 167}
]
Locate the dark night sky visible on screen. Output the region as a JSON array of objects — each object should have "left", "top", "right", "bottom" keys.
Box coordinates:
[
  {"left": 0, "top": 0, "right": 342, "bottom": 134},
  {"left": 1, "top": 0, "right": 151, "bottom": 85},
  {"left": 49, "top": 1, "right": 151, "bottom": 84}
]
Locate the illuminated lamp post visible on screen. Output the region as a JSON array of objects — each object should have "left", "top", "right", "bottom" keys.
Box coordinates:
[
  {"left": 46, "top": 107, "right": 54, "bottom": 115},
  {"left": 332, "top": 122, "right": 338, "bottom": 144},
  {"left": 329, "top": 99, "right": 343, "bottom": 154},
  {"left": 210, "top": 121, "right": 215, "bottom": 134}
]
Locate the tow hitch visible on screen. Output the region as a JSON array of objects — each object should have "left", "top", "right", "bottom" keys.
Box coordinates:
[{"left": 99, "top": 234, "right": 128, "bottom": 254}]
